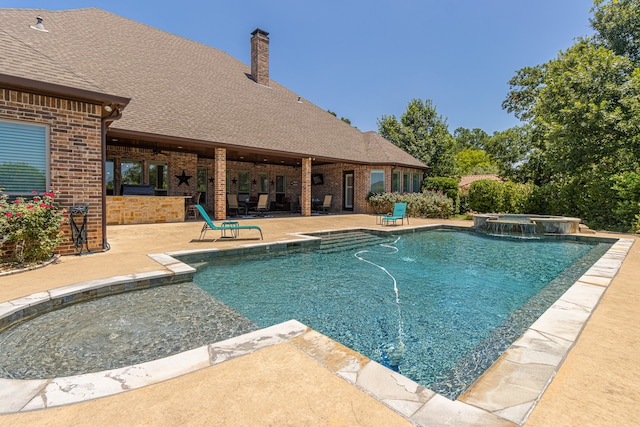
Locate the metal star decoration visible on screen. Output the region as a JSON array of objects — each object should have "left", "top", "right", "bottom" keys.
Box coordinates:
[{"left": 176, "top": 170, "right": 192, "bottom": 186}]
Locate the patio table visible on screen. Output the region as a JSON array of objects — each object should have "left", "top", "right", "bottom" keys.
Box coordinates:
[{"left": 221, "top": 221, "right": 239, "bottom": 238}]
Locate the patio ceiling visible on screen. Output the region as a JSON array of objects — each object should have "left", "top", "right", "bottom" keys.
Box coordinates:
[{"left": 106, "top": 135, "right": 333, "bottom": 167}]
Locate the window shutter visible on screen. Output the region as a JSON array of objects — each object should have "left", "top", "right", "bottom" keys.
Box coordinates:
[{"left": 0, "top": 121, "right": 48, "bottom": 194}]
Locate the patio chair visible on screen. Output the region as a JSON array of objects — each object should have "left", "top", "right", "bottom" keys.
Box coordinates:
[
  {"left": 196, "top": 205, "right": 263, "bottom": 241},
  {"left": 255, "top": 193, "right": 269, "bottom": 216},
  {"left": 227, "top": 194, "right": 246, "bottom": 217},
  {"left": 381, "top": 202, "right": 409, "bottom": 226},
  {"left": 320, "top": 194, "right": 332, "bottom": 213},
  {"left": 185, "top": 192, "right": 201, "bottom": 220}
]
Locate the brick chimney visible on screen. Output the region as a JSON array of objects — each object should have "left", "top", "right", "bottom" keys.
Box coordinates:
[{"left": 251, "top": 28, "right": 269, "bottom": 86}]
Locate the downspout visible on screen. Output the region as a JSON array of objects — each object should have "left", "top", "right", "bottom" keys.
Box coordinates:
[{"left": 101, "top": 109, "right": 122, "bottom": 251}]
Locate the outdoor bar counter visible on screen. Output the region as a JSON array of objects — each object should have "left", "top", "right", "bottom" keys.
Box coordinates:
[{"left": 106, "top": 195, "right": 186, "bottom": 225}]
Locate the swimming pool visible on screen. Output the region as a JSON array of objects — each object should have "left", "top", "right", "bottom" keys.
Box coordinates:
[
  {"left": 194, "top": 230, "right": 610, "bottom": 399},
  {"left": 0, "top": 223, "right": 630, "bottom": 422}
]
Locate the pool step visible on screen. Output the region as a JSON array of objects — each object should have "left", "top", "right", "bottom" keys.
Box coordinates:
[{"left": 317, "top": 232, "right": 387, "bottom": 254}]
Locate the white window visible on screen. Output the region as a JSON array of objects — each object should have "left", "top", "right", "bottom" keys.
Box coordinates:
[
  {"left": 413, "top": 173, "right": 421, "bottom": 193},
  {"left": 0, "top": 120, "right": 49, "bottom": 195},
  {"left": 370, "top": 170, "right": 385, "bottom": 193},
  {"left": 392, "top": 171, "right": 400, "bottom": 192},
  {"left": 403, "top": 172, "right": 411, "bottom": 192},
  {"left": 258, "top": 173, "right": 269, "bottom": 193},
  {"left": 238, "top": 171, "right": 250, "bottom": 192}
]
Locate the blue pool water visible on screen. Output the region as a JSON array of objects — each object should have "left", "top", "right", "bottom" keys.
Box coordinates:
[{"left": 194, "top": 230, "right": 609, "bottom": 398}]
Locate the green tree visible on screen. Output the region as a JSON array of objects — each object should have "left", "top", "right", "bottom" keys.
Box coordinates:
[
  {"left": 502, "top": 1, "right": 640, "bottom": 230},
  {"left": 454, "top": 148, "right": 498, "bottom": 176},
  {"left": 453, "top": 127, "right": 489, "bottom": 151},
  {"left": 483, "top": 125, "right": 535, "bottom": 182},
  {"left": 378, "top": 98, "right": 455, "bottom": 177},
  {"left": 504, "top": 41, "right": 640, "bottom": 177},
  {"left": 592, "top": 0, "right": 640, "bottom": 64},
  {"left": 327, "top": 109, "right": 352, "bottom": 125}
]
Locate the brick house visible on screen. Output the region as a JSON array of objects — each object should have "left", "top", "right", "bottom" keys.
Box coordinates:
[{"left": 0, "top": 9, "right": 426, "bottom": 254}]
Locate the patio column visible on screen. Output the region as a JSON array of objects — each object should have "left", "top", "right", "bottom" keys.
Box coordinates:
[
  {"left": 214, "top": 147, "right": 227, "bottom": 220},
  {"left": 301, "top": 157, "right": 312, "bottom": 216}
]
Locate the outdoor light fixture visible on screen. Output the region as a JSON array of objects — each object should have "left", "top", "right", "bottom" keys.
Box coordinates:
[{"left": 104, "top": 105, "right": 113, "bottom": 113}]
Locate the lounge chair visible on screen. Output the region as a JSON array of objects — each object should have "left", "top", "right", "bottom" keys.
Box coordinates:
[
  {"left": 381, "top": 202, "right": 409, "bottom": 226},
  {"left": 196, "top": 205, "right": 263, "bottom": 240},
  {"left": 255, "top": 193, "right": 269, "bottom": 216},
  {"left": 321, "top": 194, "right": 332, "bottom": 213}
]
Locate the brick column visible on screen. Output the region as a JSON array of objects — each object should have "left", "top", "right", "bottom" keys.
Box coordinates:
[
  {"left": 301, "top": 157, "right": 312, "bottom": 216},
  {"left": 214, "top": 148, "right": 227, "bottom": 220}
]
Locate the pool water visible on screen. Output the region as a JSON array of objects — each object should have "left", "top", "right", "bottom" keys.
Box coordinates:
[
  {"left": 194, "top": 230, "right": 610, "bottom": 399},
  {"left": 0, "top": 283, "right": 258, "bottom": 379}
]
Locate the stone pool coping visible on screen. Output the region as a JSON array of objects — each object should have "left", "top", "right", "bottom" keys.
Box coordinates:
[{"left": 0, "top": 225, "right": 633, "bottom": 426}]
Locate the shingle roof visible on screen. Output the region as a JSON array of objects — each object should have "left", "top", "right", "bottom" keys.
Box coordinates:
[
  {"left": 0, "top": 8, "right": 425, "bottom": 168},
  {"left": 458, "top": 174, "right": 502, "bottom": 189}
]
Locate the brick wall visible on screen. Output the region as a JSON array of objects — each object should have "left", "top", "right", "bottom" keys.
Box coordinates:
[
  {"left": 1, "top": 88, "right": 103, "bottom": 255},
  {"left": 212, "top": 148, "right": 226, "bottom": 220},
  {"left": 310, "top": 164, "right": 423, "bottom": 214}
]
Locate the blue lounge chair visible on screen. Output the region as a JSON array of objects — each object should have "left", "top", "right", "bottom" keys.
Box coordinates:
[
  {"left": 381, "top": 202, "right": 409, "bottom": 226},
  {"left": 195, "top": 205, "right": 263, "bottom": 241}
]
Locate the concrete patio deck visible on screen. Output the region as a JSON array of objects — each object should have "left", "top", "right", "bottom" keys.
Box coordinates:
[{"left": 0, "top": 214, "right": 638, "bottom": 426}]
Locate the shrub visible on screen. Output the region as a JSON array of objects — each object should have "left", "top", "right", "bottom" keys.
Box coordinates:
[
  {"left": 459, "top": 189, "right": 470, "bottom": 214},
  {"left": 502, "top": 181, "right": 535, "bottom": 214},
  {"left": 366, "top": 191, "right": 453, "bottom": 218},
  {"left": 612, "top": 171, "right": 640, "bottom": 232},
  {"left": 0, "top": 188, "right": 67, "bottom": 266},
  {"left": 468, "top": 179, "right": 504, "bottom": 213},
  {"left": 632, "top": 206, "right": 640, "bottom": 234},
  {"left": 468, "top": 179, "right": 535, "bottom": 214},
  {"left": 423, "top": 177, "right": 460, "bottom": 214}
]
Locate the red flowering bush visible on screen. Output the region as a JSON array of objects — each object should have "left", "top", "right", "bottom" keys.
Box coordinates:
[{"left": 0, "top": 187, "right": 67, "bottom": 266}]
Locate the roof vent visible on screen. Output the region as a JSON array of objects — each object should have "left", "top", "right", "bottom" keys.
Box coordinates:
[{"left": 30, "top": 16, "right": 48, "bottom": 32}]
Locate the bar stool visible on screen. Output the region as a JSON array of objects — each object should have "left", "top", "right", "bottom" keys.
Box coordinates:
[{"left": 185, "top": 192, "right": 201, "bottom": 220}]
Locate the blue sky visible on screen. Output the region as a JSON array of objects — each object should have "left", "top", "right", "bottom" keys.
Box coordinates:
[{"left": 7, "top": 1, "right": 594, "bottom": 134}]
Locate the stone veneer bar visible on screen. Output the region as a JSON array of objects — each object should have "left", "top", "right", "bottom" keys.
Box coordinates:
[
  {"left": 106, "top": 196, "right": 186, "bottom": 225},
  {"left": 0, "top": 227, "right": 632, "bottom": 426}
]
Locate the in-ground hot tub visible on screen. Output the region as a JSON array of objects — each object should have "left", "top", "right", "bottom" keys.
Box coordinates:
[{"left": 473, "top": 213, "right": 582, "bottom": 235}]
